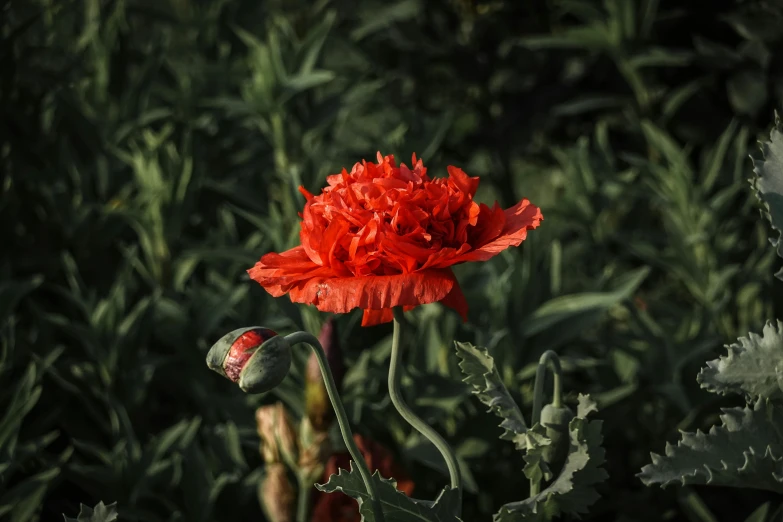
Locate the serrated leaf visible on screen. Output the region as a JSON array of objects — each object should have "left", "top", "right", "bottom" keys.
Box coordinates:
[
  {"left": 751, "top": 115, "right": 783, "bottom": 280},
  {"left": 697, "top": 320, "right": 783, "bottom": 400},
  {"left": 315, "top": 462, "right": 461, "bottom": 522},
  {"left": 638, "top": 399, "right": 783, "bottom": 492},
  {"left": 495, "top": 403, "right": 607, "bottom": 522},
  {"left": 454, "top": 342, "right": 527, "bottom": 446},
  {"left": 63, "top": 501, "right": 118, "bottom": 522},
  {"left": 522, "top": 424, "right": 553, "bottom": 484},
  {"left": 576, "top": 394, "right": 598, "bottom": 418}
]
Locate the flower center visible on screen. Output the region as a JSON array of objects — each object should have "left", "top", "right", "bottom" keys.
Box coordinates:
[{"left": 300, "top": 154, "right": 481, "bottom": 277}]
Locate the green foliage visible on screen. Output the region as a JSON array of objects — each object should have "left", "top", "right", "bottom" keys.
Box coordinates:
[
  {"left": 639, "top": 399, "right": 783, "bottom": 492},
  {"left": 698, "top": 320, "right": 783, "bottom": 400},
  {"left": 496, "top": 413, "right": 607, "bottom": 521},
  {"left": 316, "top": 464, "right": 461, "bottom": 522},
  {"left": 640, "top": 114, "right": 783, "bottom": 502},
  {"left": 63, "top": 502, "right": 119, "bottom": 522},
  {"left": 4, "top": 0, "right": 783, "bottom": 520},
  {"left": 457, "top": 340, "right": 607, "bottom": 521},
  {"left": 752, "top": 115, "right": 783, "bottom": 279},
  {"left": 455, "top": 342, "right": 528, "bottom": 446}
]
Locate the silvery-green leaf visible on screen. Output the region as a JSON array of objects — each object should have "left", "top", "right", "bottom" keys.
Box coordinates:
[
  {"left": 522, "top": 424, "right": 553, "bottom": 484},
  {"left": 63, "top": 502, "right": 118, "bottom": 522},
  {"left": 455, "top": 342, "right": 528, "bottom": 447},
  {"left": 697, "top": 320, "right": 783, "bottom": 400},
  {"left": 751, "top": 114, "right": 783, "bottom": 279},
  {"left": 494, "top": 397, "right": 607, "bottom": 521},
  {"left": 576, "top": 394, "right": 598, "bottom": 418},
  {"left": 638, "top": 398, "right": 783, "bottom": 492},
  {"left": 316, "top": 463, "right": 461, "bottom": 522}
]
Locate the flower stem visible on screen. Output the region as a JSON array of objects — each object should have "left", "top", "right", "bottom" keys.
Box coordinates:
[
  {"left": 284, "top": 331, "right": 385, "bottom": 522},
  {"left": 529, "top": 350, "right": 563, "bottom": 497},
  {"left": 296, "top": 476, "right": 312, "bottom": 522},
  {"left": 531, "top": 350, "right": 563, "bottom": 425},
  {"left": 390, "top": 308, "right": 462, "bottom": 512}
]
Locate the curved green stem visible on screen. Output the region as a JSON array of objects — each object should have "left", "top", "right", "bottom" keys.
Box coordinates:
[
  {"left": 284, "top": 331, "right": 385, "bottom": 522},
  {"left": 531, "top": 350, "right": 563, "bottom": 425},
  {"left": 529, "top": 350, "right": 563, "bottom": 497},
  {"left": 390, "top": 308, "right": 462, "bottom": 512}
]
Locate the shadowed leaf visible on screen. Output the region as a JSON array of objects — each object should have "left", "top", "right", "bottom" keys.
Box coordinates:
[{"left": 639, "top": 399, "right": 783, "bottom": 492}]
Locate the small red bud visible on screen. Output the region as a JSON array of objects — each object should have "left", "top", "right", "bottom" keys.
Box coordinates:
[
  {"left": 207, "top": 327, "right": 291, "bottom": 394},
  {"left": 224, "top": 328, "right": 277, "bottom": 382}
]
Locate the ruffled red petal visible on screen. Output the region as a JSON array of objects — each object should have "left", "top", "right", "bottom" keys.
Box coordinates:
[
  {"left": 286, "top": 268, "right": 458, "bottom": 316},
  {"left": 453, "top": 198, "right": 543, "bottom": 263},
  {"left": 247, "top": 246, "right": 333, "bottom": 296}
]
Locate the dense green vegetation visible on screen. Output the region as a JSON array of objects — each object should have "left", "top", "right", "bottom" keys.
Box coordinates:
[{"left": 4, "top": 0, "right": 783, "bottom": 520}]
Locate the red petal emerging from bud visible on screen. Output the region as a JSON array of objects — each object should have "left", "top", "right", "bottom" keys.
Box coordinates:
[{"left": 224, "top": 328, "right": 277, "bottom": 382}]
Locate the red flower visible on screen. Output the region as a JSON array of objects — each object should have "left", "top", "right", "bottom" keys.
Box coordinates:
[
  {"left": 311, "top": 434, "right": 414, "bottom": 522},
  {"left": 249, "top": 153, "right": 542, "bottom": 326}
]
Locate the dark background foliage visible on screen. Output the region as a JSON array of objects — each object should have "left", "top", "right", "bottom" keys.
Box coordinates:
[{"left": 3, "top": 0, "right": 783, "bottom": 520}]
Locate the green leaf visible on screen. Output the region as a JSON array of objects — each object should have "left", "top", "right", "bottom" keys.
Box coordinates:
[
  {"left": 297, "top": 10, "right": 336, "bottom": 75},
  {"left": 744, "top": 502, "right": 770, "bottom": 522},
  {"left": 518, "top": 267, "right": 649, "bottom": 338},
  {"left": 697, "top": 320, "right": 783, "bottom": 400},
  {"left": 521, "top": 424, "right": 553, "bottom": 485},
  {"left": 0, "top": 277, "right": 43, "bottom": 321},
  {"left": 638, "top": 399, "right": 783, "bottom": 492},
  {"left": 494, "top": 400, "right": 607, "bottom": 521},
  {"left": 282, "top": 70, "right": 335, "bottom": 95},
  {"left": 0, "top": 467, "right": 61, "bottom": 522},
  {"left": 728, "top": 71, "right": 767, "bottom": 117},
  {"left": 350, "top": 0, "right": 421, "bottom": 41},
  {"left": 751, "top": 115, "right": 783, "bottom": 279},
  {"left": 315, "top": 463, "right": 461, "bottom": 522},
  {"left": 63, "top": 501, "right": 118, "bottom": 522},
  {"left": 454, "top": 342, "right": 528, "bottom": 446}
]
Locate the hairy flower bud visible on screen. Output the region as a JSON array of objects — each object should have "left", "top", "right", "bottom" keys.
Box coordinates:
[
  {"left": 259, "top": 463, "right": 295, "bottom": 522},
  {"left": 255, "top": 402, "right": 299, "bottom": 466},
  {"left": 206, "top": 327, "right": 291, "bottom": 394},
  {"left": 305, "top": 318, "right": 344, "bottom": 431},
  {"left": 540, "top": 403, "right": 574, "bottom": 474}
]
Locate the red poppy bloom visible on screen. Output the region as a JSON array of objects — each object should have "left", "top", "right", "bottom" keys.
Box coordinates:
[
  {"left": 249, "top": 153, "right": 542, "bottom": 326},
  {"left": 311, "top": 434, "right": 414, "bottom": 522}
]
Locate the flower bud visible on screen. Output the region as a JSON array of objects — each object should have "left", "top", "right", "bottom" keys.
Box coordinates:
[
  {"left": 206, "top": 327, "right": 292, "bottom": 394},
  {"left": 540, "top": 403, "right": 574, "bottom": 474},
  {"left": 259, "top": 463, "right": 295, "bottom": 522},
  {"left": 305, "top": 318, "right": 344, "bottom": 431},
  {"left": 255, "top": 402, "right": 299, "bottom": 466}
]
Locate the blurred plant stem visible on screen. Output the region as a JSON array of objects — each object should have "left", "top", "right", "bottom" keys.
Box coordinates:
[
  {"left": 390, "top": 307, "right": 463, "bottom": 514},
  {"left": 296, "top": 475, "right": 312, "bottom": 522},
  {"left": 284, "top": 331, "right": 385, "bottom": 522}
]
